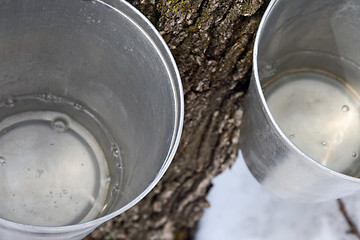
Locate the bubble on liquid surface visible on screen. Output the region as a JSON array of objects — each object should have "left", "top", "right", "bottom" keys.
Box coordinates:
[
  {"left": 342, "top": 105, "right": 350, "bottom": 112},
  {"left": 51, "top": 118, "right": 69, "bottom": 132},
  {"left": 0, "top": 157, "right": 6, "bottom": 166},
  {"left": 46, "top": 94, "right": 53, "bottom": 101},
  {"left": 111, "top": 144, "right": 120, "bottom": 158},
  {"left": 352, "top": 152, "right": 357, "bottom": 158},
  {"left": 105, "top": 176, "right": 111, "bottom": 183},
  {"left": 264, "top": 64, "right": 272, "bottom": 71},
  {"left": 113, "top": 185, "right": 120, "bottom": 192},
  {"left": 5, "top": 98, "right": 15, "bottom": 107},
  {"left": 321, "top": 141, "right": 327, "bottom": 146},
  {"left": 37, "top": 93, "right": 47, "bottom": 100},
  {"left": 63, "top": 190, "right": 68, "bottom": 194},
  {"left": 73, "top": 103, "right": 83, "bottom": 110},
  {"left": 116, "top": 163, "right": 122, "bottom": 173},
  {"left": 262, "top": 63, "right": 277, "bottom": 78},
  {"left": 289, "top": 134, "right": 295, "bottom": 139}
]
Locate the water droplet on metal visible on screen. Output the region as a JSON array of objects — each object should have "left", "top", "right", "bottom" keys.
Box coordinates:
[
  {"left": 0, "top": 157, "right": 6, "bottom": 166},
  {"left": 342, "top": 105, "right": 349, "bottom": 112}
]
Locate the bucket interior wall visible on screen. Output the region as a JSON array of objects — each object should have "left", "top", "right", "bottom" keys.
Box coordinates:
[
  {"left": 0, "top": 0, "right": 177, "bottom": 213},
  {"left": 257, "top": 0, "right": 360, "bottom": 91}
]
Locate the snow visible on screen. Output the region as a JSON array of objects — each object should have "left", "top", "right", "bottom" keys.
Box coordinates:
[{"left": 196, "top": 151, "right": 360, "bottom": 240}]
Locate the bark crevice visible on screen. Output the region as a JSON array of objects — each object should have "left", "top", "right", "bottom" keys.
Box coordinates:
[{"left": 86, "top": 1, "right": 269, "bottom": 239}]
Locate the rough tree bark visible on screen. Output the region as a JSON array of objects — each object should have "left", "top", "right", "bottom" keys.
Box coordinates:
[{"left": 85, "top": 0, "right": 269, "bottom": 239}]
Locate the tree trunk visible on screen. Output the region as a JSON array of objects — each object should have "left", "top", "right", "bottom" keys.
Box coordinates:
[{"left": 85, "top": 0, "right": 269, "bottom": 239}]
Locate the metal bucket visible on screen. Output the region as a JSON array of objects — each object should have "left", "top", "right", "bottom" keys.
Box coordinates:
[
  {"left": 241, "top": 0, "right": 360, "bottom": 202},
  {"left": 0, "top": 0, "right": 183, "bottom": 239}
]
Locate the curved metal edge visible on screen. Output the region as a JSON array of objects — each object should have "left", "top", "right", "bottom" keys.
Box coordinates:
[
  {"left": 0, "top": 0, "right": 184, "bottom": 234},
  {"left": 252, "top": 0, "right": 360, "bottom": 186}
]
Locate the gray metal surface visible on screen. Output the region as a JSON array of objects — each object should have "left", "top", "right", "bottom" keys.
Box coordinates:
[
  {"left": 241, "top": 0, "right": 360, "bottom": 202},
  {"left": 0, "top": 0, "right": 183, "bottom": 239}
]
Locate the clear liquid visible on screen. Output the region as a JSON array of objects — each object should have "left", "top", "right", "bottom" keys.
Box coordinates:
[
  {"left": 0, "top": 94, "right": 121, "bottom": 226},
  {"left": 264, "top": 70, "right": 360, "bottom": 176}
]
